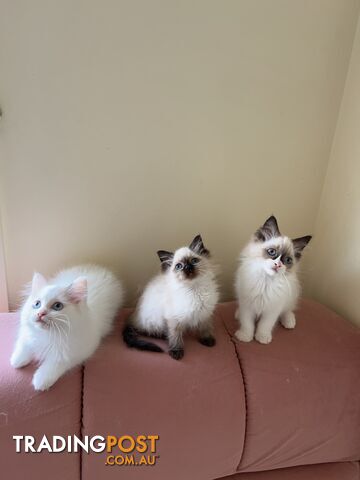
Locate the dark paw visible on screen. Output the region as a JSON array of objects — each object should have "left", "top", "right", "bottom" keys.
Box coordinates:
[
  {"left": 169, "top": 348, "right": 184, "bottom": 360},
  {"left": 199, "top": 336, "right": 216, "bottom": 347}
]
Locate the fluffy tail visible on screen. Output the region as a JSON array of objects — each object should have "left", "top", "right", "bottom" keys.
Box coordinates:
[{"left": 122, "top": 325, "right": 163, "bottom": 353}]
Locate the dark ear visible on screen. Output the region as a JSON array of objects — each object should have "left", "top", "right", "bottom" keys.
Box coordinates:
[
  {"left": 157, "top": 250, "right": 174, "bottom": 272},
  {"left": 292, "top": 236, "right": 312, "bottom": 259},
  {"left": 189, "top": 234, "right": 210, "bottom": 257},
  {"left": 255, "top": 215, "right": 281, "bottom": 241}
]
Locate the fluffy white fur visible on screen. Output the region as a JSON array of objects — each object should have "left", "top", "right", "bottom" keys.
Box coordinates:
[
  {"left": 235, "top": 217, "right": 311, "bottom": 344},
  {"left": 10, "top": 264, "right": 123, "bottom": 390},
  {"left": 130, "top": 236, "right": 219, "bottom": 359},
  {"left": 136, "top": 247, "right": 218, "bottom": 332}
]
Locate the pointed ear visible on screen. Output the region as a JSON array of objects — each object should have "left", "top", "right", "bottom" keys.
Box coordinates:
[
  {"left": 255, "top": 215, "right": 281, "bottom": 241},
  {"left": 292, "top": 235, "right": 312, "bottom": 258},
  {"left": 31, "top": 272, "right": 48, "bottom": 295},
  {"left": 157, "top": 250, "right": 174, "bottom": 272},
  {"left": 66, "top": 277, "right": 87, "bottom": 304},
  {"left": 189, "top": 235, "right": 210, "bottom": 257}
]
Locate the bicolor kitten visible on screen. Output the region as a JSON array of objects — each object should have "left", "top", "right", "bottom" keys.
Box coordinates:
[
  {"left": 123, "top": 235, "right": 219, "bottom": 360},
  {"left": 10, "top": 264, "right": 123, "bottom": 390},
  {"left": 235, "top": 216, "right": 311, "bottom": 344}
]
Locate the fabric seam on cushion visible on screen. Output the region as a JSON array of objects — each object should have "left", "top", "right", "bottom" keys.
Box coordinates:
[{"left": 220, "top": 310, "right": 248, "bottom": 473}]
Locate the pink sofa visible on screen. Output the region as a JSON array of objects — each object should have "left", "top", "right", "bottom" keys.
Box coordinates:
[{"left": 1, "top": 299, "right": 360, "bottom": 479}]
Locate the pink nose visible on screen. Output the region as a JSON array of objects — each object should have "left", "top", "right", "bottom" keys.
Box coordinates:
[{"left": 37, "top": 311, "right": 47, "bottom": 320}]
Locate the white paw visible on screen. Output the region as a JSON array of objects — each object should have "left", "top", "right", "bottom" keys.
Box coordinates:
[
  {"left": 32, "top": 372, "right": 55, "bottom": 391},
  {"left": 255, "top": 331, "right": 272, "bottom": 344},
  {"left": 235, "top": 329, "right": 254, "bottom": 343},
  {"left": 10, "top": 352, "right": 31, "bottom": 369},
  {"left": 281, "top": 312, "right": 296, "bottom": 329}
]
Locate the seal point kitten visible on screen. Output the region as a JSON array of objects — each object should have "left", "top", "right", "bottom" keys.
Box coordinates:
[
  {"left": 123, "top": 235, "right": 219, "bottom": 360},
  {"left": 234, "top": 215, "right": 311, "bottom": 344}
]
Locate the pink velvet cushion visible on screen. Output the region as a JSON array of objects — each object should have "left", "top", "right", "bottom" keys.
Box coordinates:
[
  {"left": 0, "top": 313, "right": 82, "bottom": 480},
  {"left": 220, "top": 461, "right": 360, "bottom": 480},
  {"left": 82, "top": 306, "right": 246, "bottom": 480},
  {"left": 222, "top": 299, "right": 360, "bottom": 473}
]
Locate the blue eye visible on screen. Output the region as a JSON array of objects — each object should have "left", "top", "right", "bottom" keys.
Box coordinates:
[
  {"left": 51, "top": 302, "right": 64, "bottom": 311},
  {"left": 33, "top": 300, "right": 41, "bottom": 309},
  {"left": 175, "top": 263, "right": 183, "bottom": 270},
  {"left": 191, "top": 258, "right": 200, "bottom": 265},
  {"left": 284, "top": 256, "right": 293, "bottom": 265},
  {"left": 267, "top": 248, "right": 277, "bottom": 257}
]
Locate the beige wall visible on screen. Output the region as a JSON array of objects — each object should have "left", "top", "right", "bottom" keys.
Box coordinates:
[
  {"left": 0, "top": 1, "right": 359, "bottom": 308},
  {"left": 305, "top": 14, "right": 360, "bottom": 326},
  {"left": 0, "top": 216, "right": 8, "bottom": 311}
]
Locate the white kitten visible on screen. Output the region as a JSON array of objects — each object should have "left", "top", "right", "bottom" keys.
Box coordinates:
[
  {"left": 10, "top": 264, "right": 123, "bottom": 390},
  {"left": 234, "top": 216, "right": 311, "bottom": 344},
  {"left": 123, "top": 235, "right": 219, "bottom": 360}
]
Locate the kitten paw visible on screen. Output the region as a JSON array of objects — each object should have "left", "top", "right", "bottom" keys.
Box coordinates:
[
  {"left": 255, "top": 331, "right": 272, "bottom": 344},
  {"left": 32, "top": 373, "right": 55, "bottom": 391},
  {"left": 235, "top": 329, "right": 253, "bottom": 343},
  {"left": 199, "top": 336, "right": 216, "bottom": 347},
  {"left": 10, "top": 353, "right": 31, "bottom": 369},
  {"left": 281, "top": 312, "right": 296, "bottom": 329},
  {"left": 169, "top": 348, "right": 184, "bottom": 360}
]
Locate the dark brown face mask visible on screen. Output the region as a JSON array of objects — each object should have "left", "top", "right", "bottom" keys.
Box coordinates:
[
  {"left": 157, "top": 234, "right": 210, "bottom": 274},
  {"left": 181, "top": 259, "right": 197, "bottom": 278},
  {"left": 255, "top": 215, "right": 312, "bottom": 261},
  {"left": 173, "top": 255, "right": 201, "bottom": 279}
]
